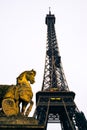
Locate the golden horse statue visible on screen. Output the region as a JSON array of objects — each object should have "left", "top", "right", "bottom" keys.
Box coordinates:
[{"left": 0, "top": 69, "right": 36, "bottom": 117}]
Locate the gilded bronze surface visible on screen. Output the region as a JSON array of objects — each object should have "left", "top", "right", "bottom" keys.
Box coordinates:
[{"left": 0, "top": 69, "right": 36, "bottom": 117}]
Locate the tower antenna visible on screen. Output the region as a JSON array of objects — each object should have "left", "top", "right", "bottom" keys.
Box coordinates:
[{"left": 49, "top": 7, "right": 51, "bottom": 14}]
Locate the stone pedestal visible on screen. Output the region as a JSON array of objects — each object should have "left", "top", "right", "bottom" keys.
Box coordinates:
[{"left": 0, "top": 115, "right": 45, "bottom": 130}]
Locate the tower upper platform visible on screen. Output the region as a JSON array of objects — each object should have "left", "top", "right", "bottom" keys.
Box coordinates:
[{"left": 45, "top": 11, "right": 55, "bottom": 25}]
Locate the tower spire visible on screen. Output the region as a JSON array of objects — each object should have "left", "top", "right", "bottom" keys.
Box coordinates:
[{"left": 43, "top": 11, "right": 69, "bottom": 91}]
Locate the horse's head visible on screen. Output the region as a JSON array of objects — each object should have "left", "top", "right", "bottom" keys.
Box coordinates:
[
  {"left": 26, "top": 69, "right": 36, "bottom": 84},
  {"left": 16, "top": 69, "right": 36, "bottom": 85}
]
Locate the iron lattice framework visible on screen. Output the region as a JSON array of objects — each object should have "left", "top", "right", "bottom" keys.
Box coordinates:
[
  {"left": 33, "top": 11, "right": 87, "bottom": 130},
  {"left": 42, "top": 11, "right": 69, "bottom": 91}
]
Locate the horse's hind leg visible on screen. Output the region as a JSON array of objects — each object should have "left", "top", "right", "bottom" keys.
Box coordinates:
[
  {"left": 25, "top": 100, "right": 34, "bottom": 116},
  {"left": 21, "top": 101, "right": 27, "bottom": 115}
]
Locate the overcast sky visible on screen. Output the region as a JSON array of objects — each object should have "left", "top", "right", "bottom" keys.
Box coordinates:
[{"left": 0, "top": 0, "right": 87, "bottom": 129}]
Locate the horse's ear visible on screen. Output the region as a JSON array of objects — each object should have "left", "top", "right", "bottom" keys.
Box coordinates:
[{"left": 31, "top": 69, "right": 36, "bottom": 76}]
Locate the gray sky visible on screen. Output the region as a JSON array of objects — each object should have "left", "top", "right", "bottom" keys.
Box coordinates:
[{"left": 0, "top": 0, "right": 87, "bottom": 129}]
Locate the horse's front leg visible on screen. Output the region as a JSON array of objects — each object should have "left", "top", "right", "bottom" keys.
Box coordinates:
[{"left": 25, "top": 100, "right": 34, "bottom": 116}]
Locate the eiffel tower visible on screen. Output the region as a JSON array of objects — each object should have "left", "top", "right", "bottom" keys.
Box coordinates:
[{"left": 33, "top": 11, "right": 87, "bottom": 130}]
